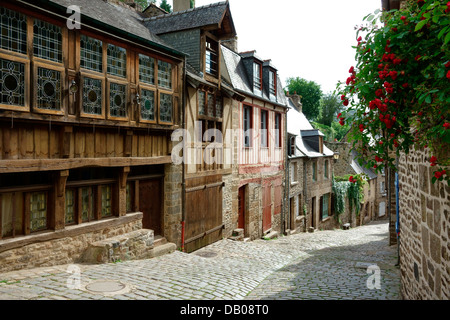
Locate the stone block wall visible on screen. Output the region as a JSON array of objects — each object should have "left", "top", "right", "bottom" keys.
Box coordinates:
[
  {"left": 398, "top": 148, "right": 450, "bottom": 299},
  {"left": 0, "top": 213, "right": 144, "bottom": 273},
  {"left": 163, "top": 163, "right": 182, "bottom": 248}
]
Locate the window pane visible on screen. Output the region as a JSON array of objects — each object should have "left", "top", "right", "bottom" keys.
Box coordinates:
[
  {"left": 30, "top": 192, "right": 47, "bottom": 232},
  {"left": 253, "top": 63, "right": 261, "bottom": 89},
  {"left": 0, "top": 7, "right": 27, "bottom": 54},
  {"left": 83, "top": 77, "right": 102, "bottom": 115},
  {"left": 109, "top": 82, "right": 127, "bottom": 118},
  {"left": 81, "top": 187, "right": 93, "bottom": 222},
  {"left": 101, "top": 185, "right": 112, "bottom": 218},
  {"left": 322, "top": 194, "right": 329, "bottom": 219},
  {"left": 80, "top": 35, "right": 103, "bottom": 73},
  {"left": 37, "top": 67, "right": 61, "bottom": 111},
  {"left": 207, "top": 93, "right": 214, "bottom": 117},
  {"left": 261, "top": 110, "right": 267, "bottom": 147},
  {"left": 140, "top": 89, "right": 155, "bottom": 121},
  {"left": 139, "top": 54, "right": 155, "bottom": 85},
  {"left": 0, "top": 58, "right": 25, "bottom": 107},
  {"left": 198, "top": 90, "right": 205, "bottom": 116},
  {"left": 158, "top": 60, "right": 172, "bottom": 89},
  {"left": 160, "top": 93, "right": 173, "bottom": 123},
  {"left": 65, "top": 189, "right": 75, "bottom": 225},
  {"left": 33, "top": 19, "right": 62, "bottom": 63},
  {"left": 215, "top": 96, "right": 223, "bottom": 119},
  {"left": 107, "top": 44, "right": 127, "bottom": 78}
]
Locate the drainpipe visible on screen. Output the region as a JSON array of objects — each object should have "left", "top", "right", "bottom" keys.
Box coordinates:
[
  {"left": 303, "top": 157, "right": 310, "bottom": 231},
  {"left": 181, "top": 57, "right": 187, "bottom": 252},
  {"left": 282, "top": 111, "right": 289, "bottom": 235},
  {"left": 395, "top": 156, "right": 400, "bottom": 266}
]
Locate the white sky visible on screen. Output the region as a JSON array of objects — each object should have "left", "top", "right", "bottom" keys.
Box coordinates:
[{"left": 166, "top": 0, "right": 382, "bottom": 95}]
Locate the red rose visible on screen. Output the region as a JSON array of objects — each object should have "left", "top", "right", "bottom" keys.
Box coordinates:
[
  {"left": 393, "top": 58, "right": 402, "bottom": 65},
  {"left": 444, "top": 123, "right": 450, "bottom": 129},
  {"left": 400, "top": 16, "right": 406, "bottom": 21},
  {"left": 341, "top": 95, "right": 346, "bottom": 101},
  {"left": 447, "top": 70, "right": 450, "bottom": 79},
  {"left": 343, "top": 99, "right": 349, "bottom": 106},
  {"left": 415, "top": 55, "right": 421, "bottom": 61},
  {"left": 349, "top": 66, "right": 355, "bottom": 74},
  {"left": 389, "top": 71, "right": 398, "bottom": 80},
  {"left": 390, "top": 133, "right": 395, "bottom": 138},
  {"left": 357, "top": 36, "right": 362, "bottom": 42},
  {"left": 435, "top": 171, "right": 442, "bottom": 179},
  {"left": 375, "top": 89, "right": 384, "bottom": 97},
  {"left": 337, "top": 113, "right": 342, "bottom": 119},
  {"left": 402, "top": 83, "right": 409, "bottom": 88},
  {"left": 430, "top": 156, "right": 437, "bottom": 163},
  {"left": 392, "top": 27, "right": 398, "bottom": 32},
  {"left": 386, "top": 87, "right": 394, "bottom": 94},
  {"left": 444, "top": 61, "right": 450, "bottom": 68}
]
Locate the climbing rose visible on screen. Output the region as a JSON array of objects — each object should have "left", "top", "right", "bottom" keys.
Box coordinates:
[
  {"left": 444, "top": 122, "right": 450, "bottom": 129},
  {"left": 447, "top": 70, "right": 450, "bottom": 79}
]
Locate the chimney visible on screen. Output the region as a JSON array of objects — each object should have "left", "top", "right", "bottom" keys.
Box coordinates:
[
  {"left": 222, "top": 36, "right": 238, "bottom": 52},
  {"left": 173, "top": 0, "right": 192, "bottom": 12},
  {"left": 288, "top": 93, "right": 303, "bottom": 113}
]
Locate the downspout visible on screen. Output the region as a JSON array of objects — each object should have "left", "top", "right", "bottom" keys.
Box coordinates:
[
  {"left": 395, "top": 156, "right": 400, "bottom": 266},
  {"left": 181, "top": 57, "right": 187, "bottom": 252},
  {"left": 304, "top": 157, "right": 310, "bottom": 231},
  {"left": 283, "top": 110, "right": 289, "bottom": 235}
]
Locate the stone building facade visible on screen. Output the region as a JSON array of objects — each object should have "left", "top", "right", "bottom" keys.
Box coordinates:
[{"left": 398, "top": 148, "right": 450, "bottom": 299}]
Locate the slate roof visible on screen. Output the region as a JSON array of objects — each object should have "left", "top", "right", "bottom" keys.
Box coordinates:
[
  {"left": 286, "top": 97, "right": 334, "bottom": 159},
  {"left": 350, "top": 150, "right": 378, "bottom": 180},
  {"left": 143, "top": 1, "right": 231, "bottom": 35},
  {"left": 221, "top": 45, "right": 287, "bottom": 108},
  {"left": 35, "top": 0, "right": 183, "bottom": 56}
]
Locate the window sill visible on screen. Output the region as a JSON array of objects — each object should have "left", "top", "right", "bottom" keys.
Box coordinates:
[{"left": 321, "top": 216, "right": 331, "bottom": 223}]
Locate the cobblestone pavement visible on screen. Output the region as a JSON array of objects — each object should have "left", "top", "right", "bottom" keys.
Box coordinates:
[{"left": 0, "top": 220, "right": 400, "bottom": 300}]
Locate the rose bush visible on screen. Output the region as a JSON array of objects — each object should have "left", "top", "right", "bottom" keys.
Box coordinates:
[{"left": 337, "top": 0, "right": 450, "bottom": 185}]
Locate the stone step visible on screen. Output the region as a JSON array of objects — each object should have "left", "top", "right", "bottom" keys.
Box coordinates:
[
  {"left": 263, "top": 230, "right": 279, "bottom": 240},
  {"left": 232, "top": 228, "right": 244, "bottom": 237},
  {"left": 154, "top": 235, "right": 168, "bottom": 247},
  {"left": 150, "top": 242, "right": 177, "bottom": 258}
]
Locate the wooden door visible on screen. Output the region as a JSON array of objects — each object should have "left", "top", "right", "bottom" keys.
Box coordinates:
[
  {"left": 238, "top": 186, "right": 245, "bottom": 230},
  {"left": 139, "top": 179, "right": 162, "bottom": 236},
  {"left": 262, "top": 183, "right": 271, "bottom": 233}
]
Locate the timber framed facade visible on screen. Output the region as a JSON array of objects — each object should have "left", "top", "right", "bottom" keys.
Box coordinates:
[{"left": 0, "top": 0, "right": 185, "bottom": 272}]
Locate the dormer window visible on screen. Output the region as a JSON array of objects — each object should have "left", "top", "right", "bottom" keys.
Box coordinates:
[
  {"left": 205, "top": 37, "right": 218, "bottom": 77},
  {"left": 253, "top": 61, "right": 262, "bottom": 93},
  {"left": 269, "top": 70, "right": 276, "bottom": 99}
]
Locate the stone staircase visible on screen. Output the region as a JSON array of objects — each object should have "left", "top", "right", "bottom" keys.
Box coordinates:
[
  {"left": 81, "top": 230, "right": 176, "bottom": 264},
  {"left": 229, "top": 228, "right": 244, "bottom": 241}
]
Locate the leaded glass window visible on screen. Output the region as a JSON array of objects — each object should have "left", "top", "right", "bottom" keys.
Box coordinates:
[
  {"left": 0, "top": 58, "right": 25, "bottom": 107},
  {"left": 158, "top": 60, "right": 172, "bottom": 89},
  {"left": 80, "top": 35, "right": 103, "bottom": 73},
  {"left": 160, "top": 93, "right": 172, "bottom": 123},
  {"left": 216, "top": 95, "right": 223, "bottom": 118},
  {"left": 81, "top": 187, "right": 93, "bottom": 222},
  {"left": 33, "top": 19, "right": 62, "bottom": 63},
  {"left": 36, "top": 67, "right": 61, "bottom": 111},
  {"left": 101, "top": 185, "right": 112, "bottom": 218},
  {"left": 207, "top": 93, "right": 214, "bottom": 117},
  {"left": 139, "top": 54, "right": 155, "bottom": 85},
  {"left": 65, "top": 189, "right": 75, "bottom": 225},
  {"left": 30, "top": 192, "right": 47, "bottom": 232},
  {"left": 140, "top": 89, "right": 155, "bottom": 121},
  {"left": 0, "top": 7, "right": 27, "bottom": 54},
  {"left": 107, "top": 44, "right": 127, "bottom": 78},
  {"left": 83, "top": 77, "right": 102, "bottom": 115},
  {"left": 198, "top": 90, "right": 205, "bottom": 116},
  {"left": 109, "top": 82, "right": 127, "bottom": 118}
]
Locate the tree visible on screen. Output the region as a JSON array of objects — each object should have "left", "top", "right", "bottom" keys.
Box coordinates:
[
  {"left": 120, "top": 0, "right": 155, "bottom": 9},
  {"left": 337, "top": 0, "right": 449, "bottom": 185},
  {"left": 160, "top": 0, "right": 172, "bottom": 13},
  {"left": 317, "top": 93, "right": 342, "bottom": 127},
  {"left": 285, "top": 77, "right": 323, "bottom": 121}
]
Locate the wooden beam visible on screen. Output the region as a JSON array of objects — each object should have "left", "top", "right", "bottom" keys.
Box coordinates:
[{"left": 0, "top": 156, "right": 173, "bottom": 173}]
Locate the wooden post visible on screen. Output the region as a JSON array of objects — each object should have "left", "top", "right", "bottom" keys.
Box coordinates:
[
  {"left": 118, "top": 166, "right": 130, "bottom": 217},
  {"left": 53, "top": 170, "right": 69, "bottom": 230}
]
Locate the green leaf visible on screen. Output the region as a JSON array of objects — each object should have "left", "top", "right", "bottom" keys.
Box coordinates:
[
  {"left": 432, "top": 176, "right": 437, "bottom": 184},
  {"left": 415, "top": 20, "right": 428, "bottom": 31},
  {"left": 445, "top": 32, "right": 450, "bottom": 45}
]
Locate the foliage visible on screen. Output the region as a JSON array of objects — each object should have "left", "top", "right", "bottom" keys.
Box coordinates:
[
  {"left": 336, "top": 0, "right": 450, "bottom": 186},
  {"left": 191, "top": 0, "right": 195, "bottom": 9},
  {"left": 285, "top": 77, "right": 323, "bottom": 121},
  {"left": 121, "top": 0, "right": 155, "bottom": 9},
  {"left": 160, "top": 0, "right": 172, "bottom": 12},
  {"left": 311, "top": 121, "right": 336, "bottom": 142},
  {"left": 331, "top": 121, "right": 351, "bottom": 141},
  {"left": 317, "top": 93, "right": 343, "bottom": 126},
  {"left": 333, "top": 174, "right": 367, "bottom": 220}
]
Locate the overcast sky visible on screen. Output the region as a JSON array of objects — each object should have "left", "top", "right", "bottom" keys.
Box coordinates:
[{"left": 167, "top": 0, "right": 382, "bottom": 95}]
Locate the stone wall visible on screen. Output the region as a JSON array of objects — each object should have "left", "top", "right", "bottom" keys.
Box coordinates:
[
  {"left": 0, "top": 213, "right": 144, "bottom": 273},
  {"left": 398, "top": 147, "right": 450, "bottom": 299},
  {"left": 163, "top": 163, "right": 182, "bottom": 248}
]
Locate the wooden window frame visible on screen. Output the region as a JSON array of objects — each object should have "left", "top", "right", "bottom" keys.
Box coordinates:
[
  {"left": 32, "top": 61, "right": 65, "bottom": 115},
  {"left": 253, "top": 61, "right": 262, "bottom": 92},
  {"left": 0, "top": 52, "right": 30, "bottom": 112},
  {"left": 138, "top": 84, "right": 157, "bottom": 124},
  {"left": 158, "top": 88, "right": 174, "bottom": 125},
  {"left": 260, "top": 109, "right": 268, "bottom": 148},
  {"left": 243, "top": 104, "right": 253, "bottom": 148},
  {"left": 312, "top": 161, "right": 317, "bottom": 182},
  {"left": 107, "top": 78, "right": 129, "bottom": 121},
  {"left": 80, "top": 72, "right": 106, "bottom": 119},
  {"left": 275, "top": 113, "right": 282, "bottom": 149},
  {"left": 205, "top": 37, "right": 219, "bottom": 78},
  {"left": 269, "top": 69, "right": 277, "bottom": 97}
]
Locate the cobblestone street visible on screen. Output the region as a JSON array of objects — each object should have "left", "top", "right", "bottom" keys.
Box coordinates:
[{"left": 0, "top": 220, "right": 400, "bottom": 301}]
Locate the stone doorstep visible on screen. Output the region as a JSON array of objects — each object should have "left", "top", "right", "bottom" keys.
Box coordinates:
[{"left": 263, "top": 231, "right": 279, "bottom": 240}]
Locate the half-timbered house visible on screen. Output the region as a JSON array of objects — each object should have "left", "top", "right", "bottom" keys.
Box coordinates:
[
  {"left": 221, "top": 46, "right": 288, "bottom": 240},
  {"left": 0, "top": 0, "right": 185, "bottom": 272},
  {"left": 143, "top": 0, "right": 243, "bottom": 252}
]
